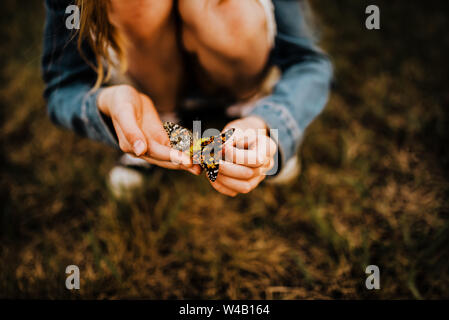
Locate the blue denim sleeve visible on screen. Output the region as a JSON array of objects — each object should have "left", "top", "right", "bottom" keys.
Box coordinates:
[
  {"left": 41, "top": 0, "right": 118, "bottom": 148},
  {"left": 249, "top": 0, "right": 333, "bottom": 170}
]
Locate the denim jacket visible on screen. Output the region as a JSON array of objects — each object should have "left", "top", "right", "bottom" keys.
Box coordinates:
[{"left": 42, "top": 0, "right": 332, "bottom": 171}]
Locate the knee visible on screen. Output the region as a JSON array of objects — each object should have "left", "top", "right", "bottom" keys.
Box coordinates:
[{"left": 179, "top": 0, "right": 270, "bottom": 66}]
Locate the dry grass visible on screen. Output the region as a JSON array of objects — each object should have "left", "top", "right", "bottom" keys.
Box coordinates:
[{"left": 1, "top": 0, "right": 448, "bottom": 299}]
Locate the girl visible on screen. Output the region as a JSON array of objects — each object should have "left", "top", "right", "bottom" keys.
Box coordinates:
[{"left": 42, "top": 0, "right": 332, "bottom": 196}]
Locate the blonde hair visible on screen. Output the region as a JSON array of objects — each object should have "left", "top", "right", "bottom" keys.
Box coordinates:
[{"left": 76, "top": 0, "right": 126, "bottom": 89}]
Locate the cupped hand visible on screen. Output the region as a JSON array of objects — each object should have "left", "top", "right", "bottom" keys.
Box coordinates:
[
  {"left": 210, "top": 116, "right": 277, "bottom": 196},
  {"left": 97, "top": 85, "right": 201, "bottom": 175}
]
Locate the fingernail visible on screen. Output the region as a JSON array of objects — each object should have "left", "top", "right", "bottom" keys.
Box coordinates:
[{"left": 133, "top": 140, "right": 146, "bottom": 156}]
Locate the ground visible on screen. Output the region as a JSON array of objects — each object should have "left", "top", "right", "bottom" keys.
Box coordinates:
[{"left": 1, "top": 0, "right": 448, "bottom": 299}]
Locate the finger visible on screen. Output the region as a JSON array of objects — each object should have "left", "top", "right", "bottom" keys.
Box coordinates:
[
  {"left": 210, "top": 181, "right": 238, "bottom": 197},
  {"left": 140, "top": 155, "right": 201, "bottom": 175},
  {"left": 188, "top": 164, "right": 203, "bottom": 175},
  {"left": 113, "top": 121, "right": 135, "bottom": 154},
  {"left": 139, "top": 156, "right": 199, "bottom": 175},
  {"left": 263, "top": 157, "right": 275, "bottom": 173},
  {"left": 218, "top": 160, "right": 258, "bottom": 180},
  {"left": 227, "top": 127, "right": 258, "bottom": 149},
  {"left": 216, "top": 174, "right": 265, "bottom": 194},
  {"left": 115, "top": 120, "right": 191, "bottom": 166},
  {"left": 113, "top": 104, "right": 147, "bottom": 156},
  {"left": 248, "top": 135, "right": 277, "bottom": 159},
  {"left": 146, "top": 140, "right": 192, "bottom": 166},
  {"left": 264, "top": 136, "right": 278, "bottom": 158},
  {"left": 242, "top": 135, "right": 277, "bottom": 166},
  {"left": 140, "top": 155, "right": 182, "bottom": 170},
  {"left": 222, "top": 145, "right": 266, "bottom": 168}
]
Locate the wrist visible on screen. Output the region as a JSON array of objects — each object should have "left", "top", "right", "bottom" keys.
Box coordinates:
[{"left": 97, "top": 87, "right": 114, "bottom": 117}]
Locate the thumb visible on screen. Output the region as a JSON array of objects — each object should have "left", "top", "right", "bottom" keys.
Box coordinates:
[{"left": 115, "top": 104, "right": 148, "bottom": 156}]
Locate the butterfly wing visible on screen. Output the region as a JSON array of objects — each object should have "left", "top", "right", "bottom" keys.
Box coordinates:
[
  {"left": 204, "top": 161, "right": 219, "bottom": 182},
  {"left": 218, "top": 128, "right": 235, "bottom": 144},
  {"left": 201, "top": 136, "right": 215, "bottom": 147},
  {"left": 201, "top": 128, "right": 235, "bottom": 182},
  {"left": 201, "top": 142, "right": 220, "bottom": 182},
  {"left": 163, "top": 121, "right": 192, "bottom": 152}
]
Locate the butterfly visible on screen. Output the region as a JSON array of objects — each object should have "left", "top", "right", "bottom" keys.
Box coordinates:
[{"left": 163, "top": 122, "right": 235, "bottom": 182}]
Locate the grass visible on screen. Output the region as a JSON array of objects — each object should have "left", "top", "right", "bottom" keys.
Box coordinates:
[{"left": 1, "top": 0, "right": 448, "bottom": 299}]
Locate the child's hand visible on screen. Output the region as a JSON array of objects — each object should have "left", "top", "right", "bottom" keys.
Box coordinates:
[
  {"left": 98, "top": 85, "right": 200, "bottom": 175},
  {"left": 211, "top": 117, "right": 277, "bottom": 196}
]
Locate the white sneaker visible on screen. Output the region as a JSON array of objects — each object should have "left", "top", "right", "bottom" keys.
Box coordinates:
[
  {"left": 108, "top": 166, "right": 144, "bottom": 199},
  {"left": 107, "top": 154, "right": 150, "bottom": 199}
]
